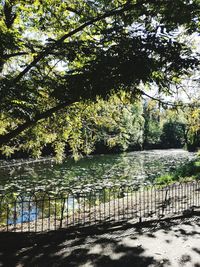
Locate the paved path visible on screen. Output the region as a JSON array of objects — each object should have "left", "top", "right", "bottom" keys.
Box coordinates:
[{"left": 0, "top": 214, "right": 200, "bottom": 267}]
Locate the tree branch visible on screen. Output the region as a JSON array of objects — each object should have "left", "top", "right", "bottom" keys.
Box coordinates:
[
  {"left": 0, "top": 100, "right": 74, "bottom": 146},
  {"left": 3, "top": 52, "right": 29, "bottom": 59},
  {"left": 13, "top": 2, "right": 134, "bottom": 83},
  {"left": 138, "top": 88, "right": 200, "bottom": 108},
  {"left": 65, "top": 6, "right": 83, "bottom": 16},
  {"left": 1, "top": 87, "right": 199, "bottom": 146}
]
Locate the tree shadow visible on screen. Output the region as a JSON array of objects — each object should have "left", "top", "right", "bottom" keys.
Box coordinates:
[{"left": 1, "top": 213, "right": 200, "bottom": 267}]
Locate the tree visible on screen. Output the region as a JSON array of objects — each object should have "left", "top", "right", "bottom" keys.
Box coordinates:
[
  {"left": 184, "top": 105, "right": 200, "bottom": 151},
  {"left": 143, "top": 100, "right": 162, "bottom": 148},
  {"left": 0, "top": 0, "right": 199, "bottom": 157},
  {"left": 161, "top": 121, "right": 186, "bottom": 148}
]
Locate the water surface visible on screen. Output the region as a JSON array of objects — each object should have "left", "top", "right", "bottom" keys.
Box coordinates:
[{"left": 0, "top": 149, "right": 196, "bottom": 193}]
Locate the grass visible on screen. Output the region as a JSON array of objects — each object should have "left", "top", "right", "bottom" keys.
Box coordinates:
[{"left": 155, "top": 155, "right": 200, "bottom": 186}]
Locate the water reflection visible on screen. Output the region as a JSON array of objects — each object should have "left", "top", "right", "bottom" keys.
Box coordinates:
[{"left": 0, "top": 149, "right": 196, "bottom": 193}]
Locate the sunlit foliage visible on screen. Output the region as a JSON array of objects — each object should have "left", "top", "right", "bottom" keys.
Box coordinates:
[{"left": 0, "top": 0, "right": 200, "bottom": 159}]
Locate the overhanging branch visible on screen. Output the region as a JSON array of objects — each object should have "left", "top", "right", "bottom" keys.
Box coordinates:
[
  {"left": 13, "top": 2, "right": 134, "bottom": 83},
  {"left": 1, "top": 88, "right": 199, "bottom": 146},
  {"left": 0, "top": 100, "right": 74, "bottom": 146},
  {"left": 138, "top": 88, "right": 200, "bottom": 108}
]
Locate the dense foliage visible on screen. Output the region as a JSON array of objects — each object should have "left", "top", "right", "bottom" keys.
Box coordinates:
[
  {"left": 1, "top": 93, "right": 200, "bottom": 161},
  {"left": 143, "top": 100, "right": 200, "bottom": 151},
  {"left": 0, "top": 91, "right": 145, "bottom": 160},
  {"left": 156, "top": 154, "right": 200, "bottom": 185},
  {"left": 0, "top": 0, "right": 200, "bottom": 160}
]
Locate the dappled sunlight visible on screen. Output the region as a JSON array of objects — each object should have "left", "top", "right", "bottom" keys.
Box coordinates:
[{"left": 1, "top": 215, "right": 200, "bottom": 266}]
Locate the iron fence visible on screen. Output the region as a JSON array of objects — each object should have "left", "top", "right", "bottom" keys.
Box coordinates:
[{"left": 0, "top": 181, "right": 200, "bottom": 232}]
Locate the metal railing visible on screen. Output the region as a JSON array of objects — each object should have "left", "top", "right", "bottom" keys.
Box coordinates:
[{"left": 0, "top": 181, "right": 200, "bottom": 232}]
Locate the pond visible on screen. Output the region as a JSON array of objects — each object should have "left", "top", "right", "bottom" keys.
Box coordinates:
[{"left": 0, "top": 149, "right": 196, "bottom": 194}]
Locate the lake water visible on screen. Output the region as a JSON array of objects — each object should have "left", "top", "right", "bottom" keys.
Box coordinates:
[{"left": 0, "top": 149, "right": 196, "bottom": 193}]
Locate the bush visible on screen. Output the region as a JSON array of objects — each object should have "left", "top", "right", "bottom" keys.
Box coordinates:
[{"left": 155, "top": 157, "right": 200, "bottom": 185}]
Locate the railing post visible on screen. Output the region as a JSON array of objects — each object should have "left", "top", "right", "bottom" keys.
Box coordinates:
[{"left": 59, "top": 196, "right": 65, "bottom": 229}]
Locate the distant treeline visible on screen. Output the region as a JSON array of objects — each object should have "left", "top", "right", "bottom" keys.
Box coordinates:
[
  {"left": 1, "top": 92, "right": 200, "bottom": 161},
  {"left": 93, "top": 99, "right": 200, "bottom": 154}
]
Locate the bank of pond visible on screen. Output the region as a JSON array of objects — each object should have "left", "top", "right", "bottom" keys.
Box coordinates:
[{"left": 156, "top": 156, "right": 200, "bottom": 185}]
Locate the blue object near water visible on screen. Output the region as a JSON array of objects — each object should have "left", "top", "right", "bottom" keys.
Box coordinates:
[
  {"left": 8, "top": 206, "right": 38, "bottom": 224},
  {"left": 8, "top": 196, "right": 77, "bottom": 225}
]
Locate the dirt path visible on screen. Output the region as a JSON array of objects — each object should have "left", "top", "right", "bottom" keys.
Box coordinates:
[{"left": 0, "top": 213, "right": 200, "bottom": 267}]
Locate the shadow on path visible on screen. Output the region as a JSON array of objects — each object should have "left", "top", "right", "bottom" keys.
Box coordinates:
[{"left": 1, "top": 213, "right": 200, "bottom": 267}]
